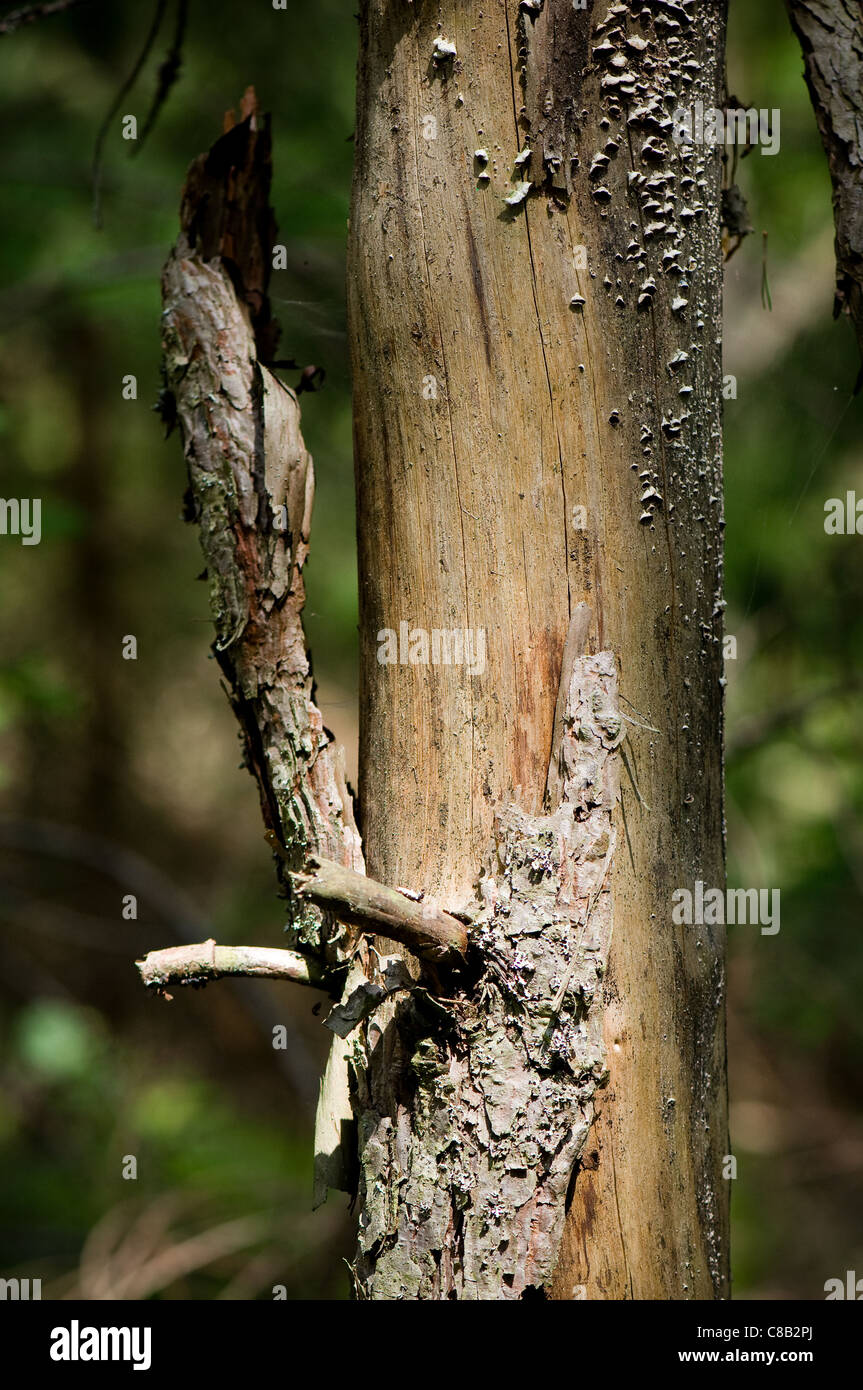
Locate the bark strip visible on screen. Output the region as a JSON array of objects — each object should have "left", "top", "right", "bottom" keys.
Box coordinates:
[
  {"left": 159, "top": 95, "right": 367, "bottom": 1205},
  {"left": 160, "top": 92, "right": 364, "bottom": 969}
]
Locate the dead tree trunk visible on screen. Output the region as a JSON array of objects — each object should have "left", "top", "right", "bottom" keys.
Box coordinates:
[
  {"left": 150, "top": 0, "right": 730, "bottom": 1301},
  {"left": 348, "top": 0, "right": 729, "bottom": 1298}
]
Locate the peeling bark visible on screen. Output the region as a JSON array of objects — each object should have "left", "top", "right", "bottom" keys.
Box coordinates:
[
  {"left": 160, "top": 99, "right": 364, "bottom": 971},
  {"left": 354, "top": 643, "right": 620, "bottom": 1298},
  {"left": 787, "top": 0, "right": 863, "bottom": 377}
]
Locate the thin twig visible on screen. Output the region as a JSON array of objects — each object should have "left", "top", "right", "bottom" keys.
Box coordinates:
[
  {"left": 760, "top": 230, "right": 772, "bottom": 312},
  {"left": 551, "top": 830, "right": 616, "bottom": 1015},
  {"left": 136, "top": 939, "right": 331, "bottom": 994},
  {"left": 620, "top": 740, "right": 651, "bottom": 810},
  {"left": 546, "top": 601, "right": 592, "bottom": 806},
  {"left": 0, "top": 0, "right": 87, "bottom": 36},
  {"left": 134, "top": 0, "right": 188, "bottom": 154},
  {"left": 91, "top": 0, "right": 169, "bottom": 227},
  {"left": 619, "top": 709, "right": 660, "bottom": 735}
]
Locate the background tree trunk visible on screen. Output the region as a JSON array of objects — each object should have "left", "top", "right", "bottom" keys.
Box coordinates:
[
  {"left": 786, "top": 0, "right": 863, "bottom": 377},
  {"left": 349, "top": 0, "right": 729, "bottom": 1299}
]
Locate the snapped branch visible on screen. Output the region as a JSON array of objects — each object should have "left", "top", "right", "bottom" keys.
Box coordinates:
[
  {"left": 136, "top": 939, "right": 333, "bottom": 995},
  {"left": 292, "top": 855, "right": 468, "bottom": 964}
]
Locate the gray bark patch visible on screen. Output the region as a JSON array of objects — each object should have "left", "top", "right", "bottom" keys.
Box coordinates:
[{"left": 353, "top": 653, "right": 621, "bottom": 1299}]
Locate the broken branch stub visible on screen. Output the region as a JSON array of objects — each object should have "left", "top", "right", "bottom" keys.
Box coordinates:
[{"left": 293, "top": 855, "right": 468, "bottom": 963}]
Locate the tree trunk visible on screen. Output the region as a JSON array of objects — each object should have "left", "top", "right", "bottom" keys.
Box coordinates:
[
  {"left": 348, "top": 0, "right": 729, "bottom": 1299},
  {"left": 786, "top": 0, "right": 863, "bottom": 378}
]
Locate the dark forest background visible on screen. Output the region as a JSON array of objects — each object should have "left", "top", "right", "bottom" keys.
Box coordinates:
[{"left": 0, "top": 0, "right": 860, "bottom": 1298}]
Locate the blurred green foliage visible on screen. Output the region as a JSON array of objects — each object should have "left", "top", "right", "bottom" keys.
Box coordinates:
[
  {"left": 722, "top": 0, "right": 863, "bottom": 1298},
  {"left": 0, "top": 0, "right": 860, "bottom": 1300},
  {"left": 0, "top": 997, "right": 348, "bottom": 1297}
]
